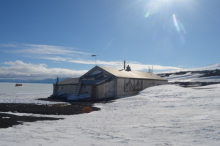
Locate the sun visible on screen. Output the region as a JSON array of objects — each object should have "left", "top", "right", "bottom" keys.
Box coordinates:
[{"left": 144, "top": 0, "right": 193, "bottom": 18}]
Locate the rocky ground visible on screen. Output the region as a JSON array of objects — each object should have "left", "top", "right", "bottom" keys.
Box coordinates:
[{"left": 0, "top": 99, "right": 101, "bottom": 128}]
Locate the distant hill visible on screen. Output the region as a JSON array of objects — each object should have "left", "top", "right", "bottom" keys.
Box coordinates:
[
  {"left": 157, "top": 63, "right": 220, "bottom": 86},
  {"left": 158, "top": 69, "right": 220, "bottom": 82}
]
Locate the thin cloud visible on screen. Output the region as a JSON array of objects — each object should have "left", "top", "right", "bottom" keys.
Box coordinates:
[
  {"left": 41, "top": 56, "right": 121, "bottom": 66},
  {"left": 1, "top": 43, "right": 91, "bottom": 56},
  {"left": 69, "top": 59, "right": 121, "bottom": 66}
]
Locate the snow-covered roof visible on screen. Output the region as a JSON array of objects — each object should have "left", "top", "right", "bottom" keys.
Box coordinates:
[{"left": 98, "top": 66, "right": 167, "bottom": 80}]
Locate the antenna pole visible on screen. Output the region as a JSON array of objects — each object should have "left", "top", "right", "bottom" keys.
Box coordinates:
[{"left": 92, "top": 55, "right": 97, "bottom": 65}]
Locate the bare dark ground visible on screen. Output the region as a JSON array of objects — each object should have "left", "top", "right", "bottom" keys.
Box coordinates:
[
  {"left": 0, "top": 98, "right": 104, "bottom": 128},
  {"left": 0, "top": 102, "right": 100, "bottom": 115},
  {"left": 0, "top": 113, "right": 63, "bottom": 128}
]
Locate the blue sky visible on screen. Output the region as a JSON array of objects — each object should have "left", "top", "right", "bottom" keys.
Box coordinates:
[{"left": 1, "top": 0, "right": 220, "bottom": 79}]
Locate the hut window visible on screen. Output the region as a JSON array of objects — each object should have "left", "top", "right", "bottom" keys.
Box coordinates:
[{"left": 90, "top": 70, "right": 102, "bottom": 75}]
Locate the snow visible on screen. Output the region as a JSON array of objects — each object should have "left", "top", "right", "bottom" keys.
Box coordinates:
[
  {"left": 0, "top": 82, "right": 59, "bottom": 104},
  {"left": 1, "top": 83, "right": 220, "bottom": 145}
]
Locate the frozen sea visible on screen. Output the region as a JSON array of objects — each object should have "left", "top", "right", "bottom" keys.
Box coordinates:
[
  {"left": 0, "top": 83, "right": 220, "bottom": 146},
  {"left": 0, "top": 82, "right": 54, "bottom": 104}
]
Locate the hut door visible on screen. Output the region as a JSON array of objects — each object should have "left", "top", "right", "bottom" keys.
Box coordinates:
[{"left": 92, "top": 86, "right": 96, "bottom": 98}]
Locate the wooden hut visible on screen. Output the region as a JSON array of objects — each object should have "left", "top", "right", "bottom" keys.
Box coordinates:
[{"left": 51, "top": 65, "right": 168, "bottom": 100}]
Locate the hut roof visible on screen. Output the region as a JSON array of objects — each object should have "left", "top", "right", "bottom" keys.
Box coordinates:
[
  {"left": 98, "top": 66, "right": 166, "bottom": 80},
  {"left": 57, "top": 66, "right": 167, "bottom": 85}
]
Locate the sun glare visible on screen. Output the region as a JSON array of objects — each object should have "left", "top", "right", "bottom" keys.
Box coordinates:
[
  {"left": 163, "top": 0, "right": 171, "bottom": 2},
  {"left": 144, "top": 0, "right": 189, "bottom": 45}
]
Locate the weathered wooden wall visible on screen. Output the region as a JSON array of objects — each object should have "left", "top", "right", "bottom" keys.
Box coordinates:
[
  {"left": 79, "top": 86, "right": 92, "bottom": 96},
  {"left": 53, "top": 77, "right": 167, "bottom": 99},
  {"left": 56, "top": 84, "right": 77, "bottom": 95},
  {"left": 116, "top": 78, "right": 167, "bottom": 98},
  {"left": 95, "top": 80, "right": 115, "bottom": 99}
]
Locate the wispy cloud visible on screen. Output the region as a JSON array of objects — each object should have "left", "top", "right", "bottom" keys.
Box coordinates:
[
  {"left": 42, "top": 56, "right": 120, "bottom": 66},
  {"left": 0, "top": 60, "right": 87, "bottom": 80},
  {"left": 1, "top": 43, "right": 91, "bottom": 56},
  {"left": 0, "top": 43, "right": 181, "bottom": 72}
]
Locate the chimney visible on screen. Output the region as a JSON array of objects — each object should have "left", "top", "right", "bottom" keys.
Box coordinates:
[
  {"left": 124, "top": 60, "right": 126, "bottom": 70},
  {"left": 126, "top": 65, "right": 131, "bottom": 71}
]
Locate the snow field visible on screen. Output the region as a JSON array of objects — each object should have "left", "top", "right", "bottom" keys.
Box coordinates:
[
  {"left": 0, "top": 83, "right": 58, "bottom": 104},
  {"left": 0, "top": 83, "right": 220, "bottom": 145}
]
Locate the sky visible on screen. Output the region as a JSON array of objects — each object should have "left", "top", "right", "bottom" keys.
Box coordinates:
[{"left": 1, "top": 0, "right": 220, "bottom": 80}]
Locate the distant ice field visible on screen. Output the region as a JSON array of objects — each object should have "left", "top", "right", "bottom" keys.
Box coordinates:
[{"left": 0, "top": 82, "right": 54, "bottom": 104}]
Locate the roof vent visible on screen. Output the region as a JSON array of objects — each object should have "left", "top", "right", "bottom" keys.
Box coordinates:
[{"left": 126, "top": 65, "right": 131, "bottom": 71}]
